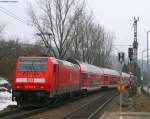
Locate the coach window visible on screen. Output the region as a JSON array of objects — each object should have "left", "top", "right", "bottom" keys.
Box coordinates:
[
  {"left": 82, "top": 73, "right": 88, "bottom": 79},
  {"left": 104, "top": 76, "right": 108, "bottom": 80},
  {"left": 112, "top": 76, "right": 116, "bottom": 80}
]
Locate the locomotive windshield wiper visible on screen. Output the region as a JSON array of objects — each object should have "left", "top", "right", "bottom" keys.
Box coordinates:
[
  {"left": 31, "top": 62, "right": 36, "bottom": 72},
  {"left": 30, "top": 62, "right": 35, "bottom": 71}
]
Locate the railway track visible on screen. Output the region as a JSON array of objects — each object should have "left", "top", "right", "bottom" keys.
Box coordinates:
[
  {"left": 1, "top": 107, "right": 46, "bottom": 119},
  {"left": 0, "top": 90, "right": 117, "bottom": 119},
  {"left": 58, "top": 90, "right": 117, "bottom": 119},
  {"left": 0, "top": 93, "right": 91, "bottom": 118},
  {"left": 0, "top": 107, "right": 21, "bottom": 118},
  {"left": 0, "top": 100, "right": 73, "bottom": 119}
]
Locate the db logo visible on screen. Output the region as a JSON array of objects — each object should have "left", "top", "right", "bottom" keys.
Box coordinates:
[{"left": 27, "top": 78, "right": 34, "bottom": 82}]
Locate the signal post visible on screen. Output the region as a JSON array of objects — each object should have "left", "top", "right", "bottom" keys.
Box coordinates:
[
  {"left": 128, "top": 47, "right": 134, "bottom": 72},
  {"left": 118, "top": 52, "right": 125, "bottom": 119}
]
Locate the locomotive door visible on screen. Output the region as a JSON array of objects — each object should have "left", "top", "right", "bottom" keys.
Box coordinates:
[{"left": 53, "top": 64, "right": 59, "bottom": 95}]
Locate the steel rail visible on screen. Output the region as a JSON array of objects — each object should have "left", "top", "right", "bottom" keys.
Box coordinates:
[
  {"left": 0, "top": 90, "right": 116, "bottom": 119},
  {"left": 1, "top": 102, "right": 64, "bottom": 119},
  {"left": 1, "top": 106, "right": 53, "bottom": 119},
  {"left": 0, "top": 91, "right": 102, "bottom": 119},
  {"left": 87, "top": 94, "right": 117, "bottom": 119},
  {"left": 58, "top": 91, "right": 117, "bottom": 119},
  {"left": 0, "top": 108, "right": 21, "bottom": 118}
]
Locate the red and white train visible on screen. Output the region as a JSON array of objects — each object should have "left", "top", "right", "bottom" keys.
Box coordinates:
[{"left": 12, "top": 57, "right": 134, "bottom": 106}]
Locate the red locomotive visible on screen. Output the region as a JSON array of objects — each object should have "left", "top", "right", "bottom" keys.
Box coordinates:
[
  {"left": 12, "top": 57, "right": 80, "bottom": 106},
  {"left": 12, "top": 57, "right": 132, "bottom": 106}
]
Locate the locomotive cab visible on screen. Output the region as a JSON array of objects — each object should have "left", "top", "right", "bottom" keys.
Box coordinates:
[{"left": 12, "top": 57, "right": 56, "bottom": 106}]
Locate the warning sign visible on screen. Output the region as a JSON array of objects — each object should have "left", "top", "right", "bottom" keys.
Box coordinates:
[
  {"left": 117, "top": 83, "right": 125, "bottom": 92},
  {"left": 128, "top": 63, "right": 134, "bottom": 72}
]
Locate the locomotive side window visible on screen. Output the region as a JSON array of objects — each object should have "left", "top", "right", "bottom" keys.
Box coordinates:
[
  {"left": 19, "top": 58, "right": 47, "bottom": 72},
  {"left": 111, "top": 76, "right": 116, "bottom": 80}
]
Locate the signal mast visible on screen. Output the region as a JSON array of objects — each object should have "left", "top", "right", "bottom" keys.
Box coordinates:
[{"left": 133, "top": 17, "right": 139, "bottom": 63}]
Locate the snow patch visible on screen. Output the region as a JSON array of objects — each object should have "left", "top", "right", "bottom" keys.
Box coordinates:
[
  {"left": 0, "top": 77, "right": 9, "bottom": 85},
  {"left": 0, "top": 91, "right": 17, "bottom": 111},
  {"left": 0, "top": 87, "right": 8, "bottom": 91}
]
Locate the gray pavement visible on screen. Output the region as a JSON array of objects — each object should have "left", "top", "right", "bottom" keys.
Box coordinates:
[{"left": 100, "top": 112, "right": 150, "bottom": 119}]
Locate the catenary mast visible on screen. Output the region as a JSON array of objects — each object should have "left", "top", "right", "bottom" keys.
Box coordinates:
[{"left": 133, "top": 17, "right": 139, "bottom": 63}]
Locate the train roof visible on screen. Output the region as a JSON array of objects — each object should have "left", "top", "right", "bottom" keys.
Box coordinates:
[
  {"left": 19, "top": 56, "right": 49, "bottom": 60},
  {"left": 79, "top": 63, "right": 103, "bottom": 74},
  {"left": 102, "top": 68, "right": 120, "bottom": 76},
  {"left": 122, "top": 72, "right": 130, "bottom": 78},
  {"left": 19, "top": 56, "right": 57, "bottom": 63},
  {"left": 19, "top": 57, "right": 77, "bottom": 68},
  {"left": 56, "top": 59, "right": 76, "bottom": 67},
  {"left": 66, "top": 59, "right": 103, "bottom": 74}
]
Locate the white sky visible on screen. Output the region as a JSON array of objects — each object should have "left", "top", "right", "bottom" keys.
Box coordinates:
[{"left": 0, "top": 0, "right": 150, "bottom": 59}]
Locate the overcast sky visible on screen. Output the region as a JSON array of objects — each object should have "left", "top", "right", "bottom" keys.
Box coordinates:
[{"left": 0, "top": 0, "right": 150, "bottom": 59}]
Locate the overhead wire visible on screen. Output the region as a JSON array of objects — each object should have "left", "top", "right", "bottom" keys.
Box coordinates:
[
  {"left": 112, "top": 45, "right": 128, "bottom": 59},
  {"left": 0, "top": 6, "right": 30, "bottom": 25},
  {"left": 113, "top": 44, "right": 132, "bottom": 47},
  {"left": 112, "top": 45, "right": 121, "bottom": 53},
  {"left": 0, "top": 1, "right": 18, "bottom": 2}
]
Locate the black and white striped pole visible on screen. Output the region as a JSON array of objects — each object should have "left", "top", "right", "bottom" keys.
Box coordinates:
[{"left": 118, "top": 52, "right": 125, "bottom": 119}]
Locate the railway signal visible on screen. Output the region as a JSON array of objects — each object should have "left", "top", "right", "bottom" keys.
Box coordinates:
[
  {"left": 118, "top": 52, "right": 125, "bottom": 118},
  {"left": 118, "top": 52, "right": 125, "bottom": 63},
  {"left": 128, "top": 48, "right": 133, "bottom": 61}
]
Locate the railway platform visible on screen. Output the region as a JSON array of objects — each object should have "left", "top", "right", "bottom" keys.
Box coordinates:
[{"left": 100, "top": 112, "right": 150, "bottom": 119}]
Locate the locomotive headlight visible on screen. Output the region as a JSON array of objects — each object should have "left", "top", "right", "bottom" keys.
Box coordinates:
[
  {"left": 16, "top": 78, "right": 27, "bottom": 82},
  {"left": 34, "top": 78, "right": 45, "bottom": 83}
]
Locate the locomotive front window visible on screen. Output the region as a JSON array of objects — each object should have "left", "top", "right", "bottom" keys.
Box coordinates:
[{"left": 18, "top": 58, "right": 47, "bottom": 72}]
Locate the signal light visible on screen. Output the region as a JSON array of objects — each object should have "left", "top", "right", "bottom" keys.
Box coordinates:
[
  {"left": 128, "top": 48, "right": 133, "bottom": 61},
  {"left": 118, "top": 52, "right": 125, "bottom": 63}
]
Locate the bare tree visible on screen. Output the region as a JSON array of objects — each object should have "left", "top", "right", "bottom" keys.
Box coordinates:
[
  {"left": 0, "top": 39, "right": 43, "bottom": 80},
  {"left": 0, "top": 24, "right": 7, "bottom": 61},
  {"left": 28, "top": 0, "right": 113, "bottom": 67},
  {"left": 70, "top": 13, "right": 113, "bottom": 67},
  {"left": 28, "top": 0, "right": 85, "bottom": 59}
]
